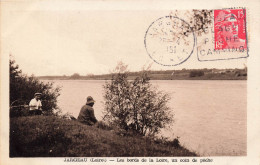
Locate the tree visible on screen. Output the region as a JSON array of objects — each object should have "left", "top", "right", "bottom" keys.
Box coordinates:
[
  {"left": 70, "top": 73, "right": 81, "bottom": 79},
  {"left": 103, "top": 62, "right": 173, "bottom": 136},
  {"left": 10, "top": 57, "right": 61, "bottom": 116},
  {"left": 189, "top": 70, "right": 204, "bottom": 77}
]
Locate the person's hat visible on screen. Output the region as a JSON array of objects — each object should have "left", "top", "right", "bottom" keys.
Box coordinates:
[
  {"left": 86, "top": 96, "right": 95, "bottom": 104},
  {"left": 34, "top": 93, "right": 42, "bottom": 96}
]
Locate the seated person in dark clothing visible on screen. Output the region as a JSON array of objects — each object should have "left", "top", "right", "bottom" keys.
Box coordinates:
[{"left": 77, "top": 96, "right": 97, "bottom": 126}]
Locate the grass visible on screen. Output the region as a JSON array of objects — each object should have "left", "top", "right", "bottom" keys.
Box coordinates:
[{"left": 10, "top": 116, "right": 197, "bottom": 157}]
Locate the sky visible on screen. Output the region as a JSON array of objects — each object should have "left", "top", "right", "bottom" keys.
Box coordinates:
[{"left": 2, "top": 1, "right": 247, "bottom": 76}]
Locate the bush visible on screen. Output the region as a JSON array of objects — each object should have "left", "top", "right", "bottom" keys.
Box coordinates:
[
  {"left": 154, "top": 136, "right": 180, "bottom": 148},
  {"left": 10, "top": 57, "right": 61, "bottom": 116},
  {"left": 189, "top": 70, "right": 204, "bottom": 77},
  {"left": 70, "top": 73, "right": 81, "bottom": 79},
  {"left": 96, "top": 121, "right": 114, "bottom": 131},
  {"left": 103, "top": 62, "right": 173, "bottom": 136}
]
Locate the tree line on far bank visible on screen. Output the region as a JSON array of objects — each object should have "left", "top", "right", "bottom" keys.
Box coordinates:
[{"left": 38, "top": 67, "right": 247, "bottom": 80}]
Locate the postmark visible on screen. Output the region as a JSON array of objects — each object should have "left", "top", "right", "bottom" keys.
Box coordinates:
[
  {"left": 196, "top": 8, "right": 249, "bottom": 61},
  {"left": 144, "top": 16, "right": 195, "bottom": 66},
  {"left": 145, "top": 9, "right": 249, "bottom": 65}
]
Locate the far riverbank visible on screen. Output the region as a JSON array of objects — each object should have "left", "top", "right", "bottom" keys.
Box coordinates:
[{"left": 38, "top": 68, "right": 247, "bottom": 80}]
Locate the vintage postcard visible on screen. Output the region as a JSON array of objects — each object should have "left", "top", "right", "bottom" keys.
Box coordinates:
[{"left": 1, "top": 0, "right": 260, "bottom": 165}]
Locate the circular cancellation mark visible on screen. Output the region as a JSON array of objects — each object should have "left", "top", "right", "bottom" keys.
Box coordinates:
[{"left": 144, "top": 16, "right": 195, "bottom": 66}]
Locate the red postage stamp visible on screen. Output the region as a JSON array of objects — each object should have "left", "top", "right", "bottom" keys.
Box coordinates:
[{"left": 214, "top": 9, "right": 247, "bottom": 50}]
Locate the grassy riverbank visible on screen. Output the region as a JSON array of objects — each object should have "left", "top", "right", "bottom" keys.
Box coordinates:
[{"left": 10, "top": 116, "right": 197, "bottom": 157}]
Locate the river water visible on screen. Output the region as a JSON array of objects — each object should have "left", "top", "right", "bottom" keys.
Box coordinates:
[{"left": 47, "top": 80, "right": 246, "bottom": 156}]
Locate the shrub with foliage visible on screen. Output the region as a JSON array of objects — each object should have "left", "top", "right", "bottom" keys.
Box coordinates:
[
  {"left": 10, "top": 57, "right": 61, "bottom": 116},
  {"left": 70, "top": 73, "right": 81, "bottom": 79},
  {"left": 189, "top": 70, "right": 204, "bottom": 77},
  {"left": 103, "top": 62, "right": 173, "bottom": 136}
]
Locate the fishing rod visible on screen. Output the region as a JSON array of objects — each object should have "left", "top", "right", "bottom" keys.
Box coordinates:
[{"left": 10, "top": 99, "right": 55, "bottom": 109}]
